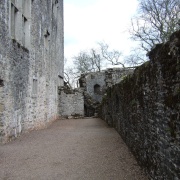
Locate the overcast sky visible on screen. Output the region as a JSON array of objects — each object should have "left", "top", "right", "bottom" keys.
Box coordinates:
[{"left": 64, "top": 0, "right": 139, "bottom": 65}]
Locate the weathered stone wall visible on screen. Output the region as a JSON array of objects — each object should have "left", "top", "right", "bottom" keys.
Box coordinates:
[
  {"left": 0, "top": 0, "right": 64, "bottom": 143},
  {"left": 78, "top": 69, "right": 134, "bottom": 117},
  {"left": 58, "top": 87, "right": 84, "bottom": 118},
  {"left": 100, "top": 31, "right": 180, "bottom": 179},
  {"left": 79, "top": 72, "right": 106, "bottom": 102},
  {"left": 79, "top": 68, "right": 133, "bottom": 103},
  {"left": 105, "top": 68, "right": 134, "bottom": 87}
]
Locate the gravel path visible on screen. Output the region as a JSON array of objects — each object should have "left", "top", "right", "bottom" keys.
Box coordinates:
[{"left": 0, "top": 118, "right": 148, "bottom": 180}]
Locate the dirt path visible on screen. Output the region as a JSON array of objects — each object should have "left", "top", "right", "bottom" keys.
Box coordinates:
[{"left": 0, "top": 118, "right": 147, "bottom": 180}]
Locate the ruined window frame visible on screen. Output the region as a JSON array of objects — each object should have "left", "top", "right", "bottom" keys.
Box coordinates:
[
  {"left": 0, "top": 79, "right": 4, "bottom": 87},
  {"left": 10, "top": 2, "right": 18, "bottom": 39},
  {"left": 32, "top": 76, "right": 38, "bottom": 96},
  {"left": 94, "top": 84, "right": 101, "bottom": 95},
  {"left": 44, "top": 30, "right": 50, "bottom": 50},
  {"left": 10, "top": 0, "right": 31, "bottom": 49}
]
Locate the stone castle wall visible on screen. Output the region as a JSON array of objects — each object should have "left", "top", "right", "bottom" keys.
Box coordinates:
[
  {"left": 0, "top": 0, "right": 64, "bottom": 143},
  {"left": 79, "top": 72, "right": 106, "bottom": 102},
  {"left": 58, "top": 87, "right": 84, "bottom": 118},
  {"left": 100, "top": 31, "right": 180, "bottom": 179},
  {"left": 105, "top": 68, "right": 134, "bottom": 87},
  {"left": 78, "top": 69, "right": 133, "bottom": 117}
]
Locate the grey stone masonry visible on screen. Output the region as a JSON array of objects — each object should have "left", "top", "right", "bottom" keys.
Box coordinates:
[
  {"left": 58, "top": 87, "right": 84, "bottom": 118},
  {"left": 105, "top": 68, "right": 134, "bottom": 87},
  {"left": 100, "top": 30, "right": 180, "bottom": 179},
  {"left": 0, "top": 0, "right": 64, "bottom": 143},
  {"left": 78, "top": 69, "right": 133, "bottom": 117},
  {"left": 79, "top": 68, "right": 133, "bottom": 103},
  {"left": 79, "top": 72, "right": 106, "bottom": 102}
]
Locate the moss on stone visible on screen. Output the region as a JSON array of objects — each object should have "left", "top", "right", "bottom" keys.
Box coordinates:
[
  {"left": 164, "top": 93, "right": 179, "bottom": 108},
  {"left": 130, "top": 99, "right": 137, "bottom": 106}
]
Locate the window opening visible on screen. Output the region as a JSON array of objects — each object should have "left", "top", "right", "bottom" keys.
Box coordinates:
[
  {"left": 94, "top": 84, "right": 101, "bottom": 95},
  {"left": 32, "top": 77, "right": 38, "bottom": 95},
  {"left": 91, "top": 75, "right": 95, "bottom": 79},
  {"left": 22, "top": 15, "right": 28, "bottom": 46},
  {"left": 11, "top": 3, "right": 18, "bottom": 39},
  {"left": 10, "top": 0, "right": 31, "bottom": 48},
  {"left": 44, "top": 30, "right": 50, "bottom": 49},
  {"left": 0, "top": 79, "right": 4, "bottom": 87}
]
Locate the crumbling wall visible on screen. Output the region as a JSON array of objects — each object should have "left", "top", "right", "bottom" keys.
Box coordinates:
[
  {"left": 79, "top": 72, "right": 106, "bottom": 102},
  {"left": 83, "top": 91, "right": 100, "bottom": 117},
  {"left": 105, "top": 68, "right": 134, "bottom": 87},
  {"left": 58, "top": 87, "right": 84, "bottom": 118},
  {"left": 100, "top": 30, "right": 180, "bottom": 179},
  {"left": 79, "top": 69, "right": 133, "bottom": 117},
  {"left": 79, "top": 68, "right": 133, "bottom": 103},
  {"left": 0, "top": 0, "right": 64, "bottom": 143}
]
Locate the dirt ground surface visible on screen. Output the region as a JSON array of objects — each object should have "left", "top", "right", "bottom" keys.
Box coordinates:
[{"left": 0, "top": 118, "right": 148, "bottom": 180}]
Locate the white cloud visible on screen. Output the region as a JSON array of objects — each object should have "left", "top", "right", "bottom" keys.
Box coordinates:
[{"left": 64, "top": 0, "right": 138, "bottom": 64}]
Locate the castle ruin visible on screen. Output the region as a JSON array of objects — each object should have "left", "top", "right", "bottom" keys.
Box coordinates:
[{"left": 0, "top": 0, "right": 64, "bottom": 142}]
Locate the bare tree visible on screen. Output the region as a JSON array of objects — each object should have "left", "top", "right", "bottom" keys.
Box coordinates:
[
  {"left": 73, "top": 51, "right": 93, "bottom": 74},
  {"left": 130, "top": 0, "right": 180, "bottom": 51},
  {"left": 64, "top": 66, "right": 81, "bottom": 88},
  {"left": 90, "top": 48, "right": 101, "bottom": 72},
  {"left": 64, "top": 56, "right": 81, "bottom": 88},
  {"left": 65, "top": 50, "right": 103, "bottom": 88},
  {"left": 98, "top": 42, "right": 125, "bottom": 67},
  {"left": 64, "top": 69, "right": 73, "bottom": 89},
  {"left": 72, "top": 42, "right": 132, "bottom": 77},
  {"left": 73, "top": 49, "right": 103, "bottom": 74},
  {"left": 124, "top": 47, "right": 147, "bottom": 67}
]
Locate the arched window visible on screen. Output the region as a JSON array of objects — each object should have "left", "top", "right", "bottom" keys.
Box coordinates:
[{"left": 94, "top": 84, "right": 101, "bottom": 95}]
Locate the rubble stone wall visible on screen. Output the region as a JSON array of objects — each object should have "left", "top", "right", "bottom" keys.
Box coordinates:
[
  {"left": 105, "top": 68, "right": 134, "bottom": 87},
  {"left": 58, "top": 88, "right": 84, "bottom": 118},
  {"left": 0, "top": 0, "right": 64, "bottom": 143},
  {"left": 83, "top": 72, "right": 106, "bottom": 102},
  {"left": 100, "top": 31, "right": 180, "bottom": 179}
]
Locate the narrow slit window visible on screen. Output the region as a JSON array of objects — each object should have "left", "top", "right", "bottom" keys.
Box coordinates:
[
  {"left": 11, "top": 3, "right": 18, "bottom": 39},
  {"left": 22, "top": 15, "right": 28, "bottom": 46},
  {"left": 0, "top": 79, "right": 4, "bottom": 87},
  {"left": 33, "top": 79, "right": 38, "bottom": 95},
  {"left": 44, "top": 30, "right": 50, "bottom": 50}
]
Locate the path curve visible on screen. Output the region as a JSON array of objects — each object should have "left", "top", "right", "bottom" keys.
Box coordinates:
[{"left": 0, "top": 118, "right": 147, "bottom": 180}]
